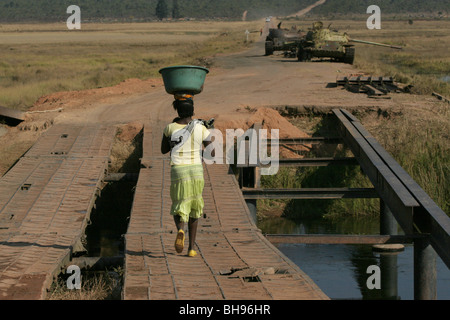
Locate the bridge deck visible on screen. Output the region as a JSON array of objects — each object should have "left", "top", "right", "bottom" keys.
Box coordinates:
[
  {"left": 0, "top": 124, "right": 116, "bottom": 299},
  {"left": 122, "top": 122, "right": 328, "bottom": 300}
]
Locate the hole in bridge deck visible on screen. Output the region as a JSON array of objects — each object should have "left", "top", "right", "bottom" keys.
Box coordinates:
[
  {"left": 47, "top": 122, "right": 143, "bottom": 300},
  {"left": 20, "top": 183, "right": 32, "bottom": 191},
  {"left": 85, "top": 124, "right": 143, "bottom": 258}
]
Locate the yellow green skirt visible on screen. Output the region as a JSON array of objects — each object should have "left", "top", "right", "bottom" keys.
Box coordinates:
[{"left": 170, "top": 164, "right": 205, "bottom": 223}]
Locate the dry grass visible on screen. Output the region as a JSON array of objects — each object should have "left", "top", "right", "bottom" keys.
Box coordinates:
[
  {"left": 109, "top": 121, "right": 144, "bottom": 173},
  {"left": 0, "top": 21, "right": 260, "bottom": 110},
  {"left": 359, "top": 102, "right": 449, "bottom": 214},
  {"left": 47, "top": 270, "right": 122, "bottom": 300}
]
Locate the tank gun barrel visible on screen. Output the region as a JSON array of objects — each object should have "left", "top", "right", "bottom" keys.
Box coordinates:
[{"left": 350, "top": 39, "right": 402, "bottom": 50}]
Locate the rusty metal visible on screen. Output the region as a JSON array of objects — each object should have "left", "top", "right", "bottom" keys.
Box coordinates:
[
  {"left": 265, "top": 24, "right": 305, "bottom": 56},
  {"left": 336, "top": 74, "right": 408, "bottom": 98},
  {"left": 297, "top": 21, "right": 402, "bottom": 64}
]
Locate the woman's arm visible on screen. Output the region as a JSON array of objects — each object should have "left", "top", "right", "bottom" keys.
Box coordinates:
[{"left": 161, "top": 134, "right": 171, "bottom": 155}]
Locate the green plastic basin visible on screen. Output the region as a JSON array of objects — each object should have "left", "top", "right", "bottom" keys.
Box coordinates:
[{"left": 159, "top": 65, "right": 209, "bottom": 95}]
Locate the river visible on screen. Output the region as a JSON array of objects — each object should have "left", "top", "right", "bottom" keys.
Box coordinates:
[{"left": 259, "top": 216, "right": 450, "bottom": 300}]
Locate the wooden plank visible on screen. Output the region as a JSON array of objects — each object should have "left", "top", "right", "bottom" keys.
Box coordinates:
[
  {"left": 333, "top": 109, "right": 418, "bottom": 234},
  {"left": 24, "top": 124, "right": 116, "bottom": 159}
]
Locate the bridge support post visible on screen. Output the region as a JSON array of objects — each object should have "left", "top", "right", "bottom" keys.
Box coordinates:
[
  {"left": 246, "top": 199, "right": 257, "bottom": 225},
  {"left": 414, "top": 235, "right": 437, "bottom": 300},
  {"left": 240, "top": 166, "right": 259, "bottom": 225},
  {"left": 379, "top": 253, "right": 399, "bottom": 300},
  {"left": 377, "top": 201, "right": 401, "bottom": 300},
  {"left": 380, "top": 200, "right": 397, "bottom": 235}
]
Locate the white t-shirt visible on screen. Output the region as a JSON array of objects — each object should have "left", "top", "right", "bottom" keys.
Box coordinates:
[{"left": 164, "top": 122, "right": 210, "bottom": 166}]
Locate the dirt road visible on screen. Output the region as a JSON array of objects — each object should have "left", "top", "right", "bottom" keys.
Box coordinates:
[
  {"left": 52, "top": 39, "right": 397, "bottom": 129},
  {"left": 287, "top": 0, "right": 327, "bottom": 18}
]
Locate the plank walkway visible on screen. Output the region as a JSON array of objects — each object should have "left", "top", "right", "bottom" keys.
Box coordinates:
[
  {"left": 122, "top": 121, "right": 328, "bottom": 300},
  {"left": 0, "top": 124, "right": 116, "bottom": 299}
]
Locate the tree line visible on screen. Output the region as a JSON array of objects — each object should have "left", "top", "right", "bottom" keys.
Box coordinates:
[
  {"left": 308, "top": 0, "right": 449, "bottom": 16},
  {"left": 1, "top": 0, "right": 446, "bottom": 22},
  {"left": 0, "top": 0, "right": 318, "bottom": 22}
]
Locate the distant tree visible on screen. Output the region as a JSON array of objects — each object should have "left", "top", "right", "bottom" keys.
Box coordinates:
[
  {"left": 172, "top": 0, "right": 181, "bottom": 19},
  {"left": 155, "top": 0, "right": 169, "bottom": 20}
]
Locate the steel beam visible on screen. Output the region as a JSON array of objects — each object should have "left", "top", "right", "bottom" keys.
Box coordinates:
[
  {"left": 333, "top": 109, "right": 419, "bottom": 234},
  {"left": 272, "top": 157, "right": 359, "bottom": 167},
  {"left": 265, "top": 234, "right": 417, "bottom": 245},
  {"left": 265, "top": 137, "right": 342, "bottom": 145},
  {"left": 242, "top": 187, "right": 379, "bottom": 200},
  {"left": 340, "top": 108, "right": 450, "bottom": 269},
  {"left": 414, "top": 235, "right": 437, "bottom": 300}
]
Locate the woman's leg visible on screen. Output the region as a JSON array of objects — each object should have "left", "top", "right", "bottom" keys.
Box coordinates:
[
  {"left": 188, "top": 217, "right": 198, "bottom": 252},
  {"left": 173, "top": 214, "right": 185, "bottom": 231},
  {"left": 174, "top": 215, "right": 185, "bottom": 253}
]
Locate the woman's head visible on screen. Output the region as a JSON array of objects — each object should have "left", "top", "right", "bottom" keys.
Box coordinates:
[{"left": 173, "top": 95, "right": 194, "bottom": 119}]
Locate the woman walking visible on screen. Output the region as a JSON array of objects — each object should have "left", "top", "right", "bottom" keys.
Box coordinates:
[{"left": 160, "top": 94, "right": 213, "bottom": 257}]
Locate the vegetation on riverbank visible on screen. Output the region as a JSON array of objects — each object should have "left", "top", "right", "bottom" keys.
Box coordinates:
[{"left": 259, "top": 103, "right": 449, "bottom": 222}]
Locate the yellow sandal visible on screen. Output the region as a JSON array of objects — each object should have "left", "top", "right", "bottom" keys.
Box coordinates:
[
  {"left": 188, "top": 250, "right": 197, "bottom": 257},
  {"left": 175, "top": 229, "right": 185, "bottom": 253}
]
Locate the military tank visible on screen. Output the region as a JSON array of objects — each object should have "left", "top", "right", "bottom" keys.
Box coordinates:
[
  {"left": 297, "top": 21, "right": 402, "bottom": 64},
  {"left": 265, "top": 22, "right": 304, "bottom": 56}
]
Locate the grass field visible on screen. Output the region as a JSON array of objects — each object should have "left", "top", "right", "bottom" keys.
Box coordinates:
[
  {"left": 259, "top": 101, "right": 449, "bottom": 221},
  {"left": 0, "top": 21, "right": 260, "bottom": 110}
]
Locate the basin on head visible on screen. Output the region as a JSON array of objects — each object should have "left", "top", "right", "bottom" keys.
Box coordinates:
[{"left": 159, "top": 65, "right": 209, "bottom": 95}]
